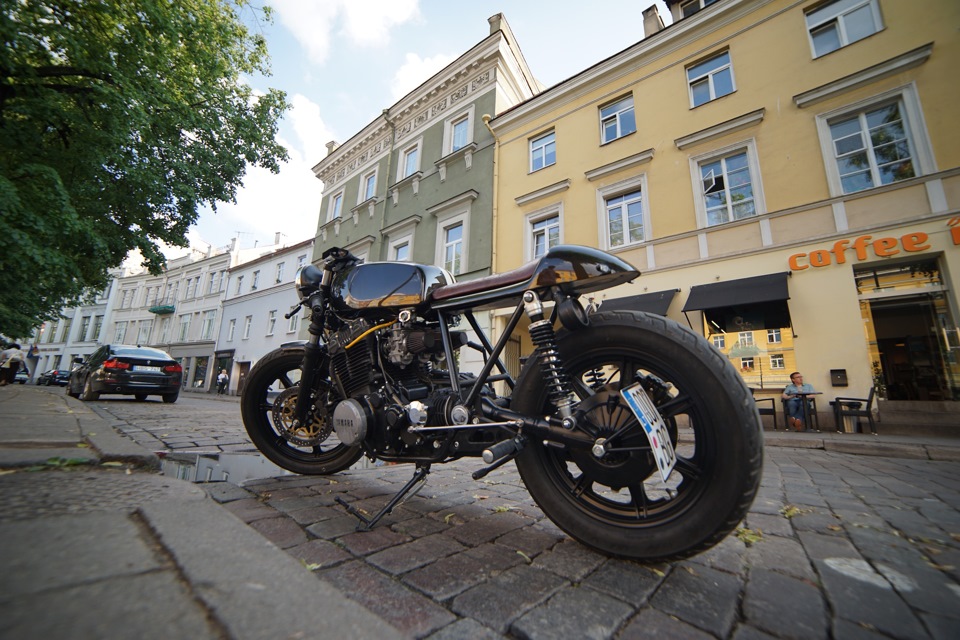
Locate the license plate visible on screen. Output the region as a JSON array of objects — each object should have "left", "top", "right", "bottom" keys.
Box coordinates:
[
  {"left": 133, "top": 365, "right": 161, "bottom": 372},
  {"left": 620, "top": 382, "right": 676, "bottom": 482}
]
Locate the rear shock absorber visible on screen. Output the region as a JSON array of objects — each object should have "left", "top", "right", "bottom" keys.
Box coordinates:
[{"left": 523, "top": 291, "right": 578, "bottom": 429}]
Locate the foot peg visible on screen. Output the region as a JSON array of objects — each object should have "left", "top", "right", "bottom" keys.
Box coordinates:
[
  {"left": 473, "top": 436, "right": 525, "bottom": 480},
  {"left": 336, "top": 464, "right": 430, "bottom": 531}
]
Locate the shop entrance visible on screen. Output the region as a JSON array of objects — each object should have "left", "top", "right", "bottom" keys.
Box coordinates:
[{"left": 858, "top": 259, "right": 959, "bottom": 401}]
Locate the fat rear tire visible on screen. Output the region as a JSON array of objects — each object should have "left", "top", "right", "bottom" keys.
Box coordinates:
[
  {"left": 240, "top": 347, "right": 362, "bottom": 475},
  {"left": 512, "top": 310, "right": 763, "bottom": 562}
]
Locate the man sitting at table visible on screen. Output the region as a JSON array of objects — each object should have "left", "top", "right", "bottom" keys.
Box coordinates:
[{"left": 782, "top": 371, "right": 816, "bottom": 431}]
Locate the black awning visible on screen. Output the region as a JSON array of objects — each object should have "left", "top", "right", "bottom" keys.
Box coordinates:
[
  {"left": 603, "top": 289, "right": 678, "bottom": 316},
  {"left": 682, "top": 273, "right": 792, "bottom": 333}
]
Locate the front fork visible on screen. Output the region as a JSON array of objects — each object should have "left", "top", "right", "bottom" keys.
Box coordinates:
[{"left": 293, "top": 277, "right": 332, "bottom": 429}]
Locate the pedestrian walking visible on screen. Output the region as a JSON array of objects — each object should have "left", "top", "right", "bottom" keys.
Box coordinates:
[
  {"left": 0, "top": 343, "right": 26, "bottom": 386},
  {"left": 216, "top": 369, "right": 229, "bottom": 396}
]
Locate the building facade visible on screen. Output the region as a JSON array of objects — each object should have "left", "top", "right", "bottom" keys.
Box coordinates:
[
  {"left": 489, "top": 0, "right": 960, "bottom": 424},
  {"left": 309, "top": 14, "right": 541, "bottom": 374}
]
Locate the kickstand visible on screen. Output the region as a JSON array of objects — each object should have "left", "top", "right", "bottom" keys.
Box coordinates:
[{"left": 336, "top": 463, "right": 430, "bottom": 531}]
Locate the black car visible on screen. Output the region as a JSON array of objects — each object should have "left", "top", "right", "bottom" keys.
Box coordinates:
[
  {"left": 36, "top": 368, "right": 71, "bottom": 386},
  {"left": 67, "top": 345, "right": 182, "bottom": 403}
]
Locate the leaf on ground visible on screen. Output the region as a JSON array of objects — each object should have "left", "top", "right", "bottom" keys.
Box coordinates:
[
  {"left": 827, "top": 524, "right": 843, "bottom": 532},
  {"left": 472, "top": 494, "right": 489, "bottom": 500},
  {"left": 76, "top": 443, "right": 89, "bottom": 448},
  {"left": 735, "top": 527, "right": 763, "bottom": 546},
  {"left": 493, "top": 505, "right": 517, "bottom": 513},
  {"left": 780, "top": 505, "right": 811, "bottom": 519},
  {"left": 301, "top": 560, "right": 322, "bottom": 571},
  {"left": 0, "top": 470, "right": 17, "bottom": 476},
  {"left": 444, "top": 513, "right": 456, "bottom": 524},
  {"left": 516, "top": 550, "right": 532, "bottom": 564},
  {"left": 647, "top": 567, "right": 665, "bottom": 578},
  {"left": 100, "top": 461, "right": 125, "bottom": 467}
]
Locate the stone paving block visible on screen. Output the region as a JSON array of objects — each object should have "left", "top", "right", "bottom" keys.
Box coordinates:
[
  {"left": 286, "top": 504, "right": 344, "bottom": 525},
  {"left": 745, "top": 511, "right": 794, "bottom": 537},
  {"left": 744, "top": 534, "right": 817, "bottom": 582},
  {"left": 921, "top": 612, "right": 960, "bottom": 640},
  {"left": 322, "top": 560, "right": 455, "bottom": 637},
  {"left": 532, "top": 539, "right": 606, "bottom": 581},
  {"left": 402, "top": 550, "right": 490, "bottom": 601},
  {"left": 338, "top": 526, "right": 412, "bottom": 556},
  {"left": 650, "top": 563, "right": 743, "bottom": 637},
  {"left": 742, "top": 568, "right": 828, "bottom": 639},
  {"left": 390, "top": 513, "right": 449, "bottom": 538},
  {"left": 446, "top": 510, "right": 531, "bottom": 547},
  {"left": 267, "top": 495, "right": 325, "bottom": 513},
  {"left": 425, "top": 618, "right": 506, "bottom": 640},
  {"left": 789, "top": 508, "right": 846, "bottom": 534},
  {"left": 510, "top": 584, "right": 634, "bottom": 640},
  {"left": 286, "top": 538, "right": 352, "bottom": 570},
  {"left": 581, "top": 560, "right": 664, "bottom": 607},
  {"left": 221, "top": 497, "right": 279, "bottom": 523},
  {"left": 814, "top": 557, "right": 929, "bottom": 639},
  {"left": 874, "top": 504, "right": 951, "bottom": 542},
  {"left": 200, "top": 481, "right": 253, "bottom": 503},
  {"left": 463, "top": 541, "right": 527, "bottom": 574},
  {"left": 249, "top": 516, "right": 309, "bottom": 549},
  {"left": 797, "top": 530, "right": 862, "bottom": 561},
  {"left": 729, "top": 623, "right": 780, "bottom": 640},
  {"left": 618, "top": 608, "right": 716, "bottom": 640},
  {"left": 830, "top": 617, "right": 897, "bottom": 639},
  {"left": 306, "top": 514, "right": 363, "bottom": 539},
  {"left": 368, "top": 533, "right": 467, "bottom": 575},
  {"left": 494, "top": 524, "right": 564, "bottom": 558},
  {"left": 688, "top": 534, "right": 748, "bottom": 575},
  {"left": 450, "top": 564, "right": 566, "bottom": 633}
]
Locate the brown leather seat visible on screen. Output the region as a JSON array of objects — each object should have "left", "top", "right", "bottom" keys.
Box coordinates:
[{"left": 430, "top": 261, "right": 538, "bottom": 302}]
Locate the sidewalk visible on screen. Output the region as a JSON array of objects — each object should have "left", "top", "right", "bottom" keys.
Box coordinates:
[
  {"left": 0, "top": 385, "right": 399, "bottom": 639},
  {"left": 1, "top": 385, "right": 958, "bottom": 638}
]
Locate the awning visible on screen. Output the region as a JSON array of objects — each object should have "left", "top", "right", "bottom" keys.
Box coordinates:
[
  {"left": 603, "top": 289, "right": 678, "bottom": 316},
  {"left": 682, "top": 273, "right": 792, "bottom": 333}
]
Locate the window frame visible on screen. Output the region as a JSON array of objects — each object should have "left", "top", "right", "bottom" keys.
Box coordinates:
[
  {"left": 275, "top": 262, "right": 285, "bottom": 284},
  {"left": 327, "top": 191, "right": 344, "bottom": 223},
  {"left": 266, "top": 310, "right": 277, "bottom": 336},
  {"left": 200, "top": 310, "right": 216, "bottom": 341},
  {"left": 443, "top": 105, "right": 475, "bottom": 155},
  {"left": 689, "top": 139, "right": 765, "bottom": 229},
  {"left": 251, "top": 270, "right": 260, "bottom": 291},
  {"left": 227, "top": 318, "right": 236, "bottom": 342},
  {"left": 398, "top": 139, "right": 423, "bottom": 181},
  {"left": 242, "top": 315, "right": 252, "bottom": 340},
  {"left": 287, "top": 311, "right": 299, "bottom": 334},
  {"left": 177, "top": 314, "right": 191, "bottom": 342},
  {"left": 599, "top": 94, "right": 637, "bottom": 144},
  {"left": 805, "top": 0, "right": 883, "bottom": 58},
  {"left": 686, "top": 50, "right": 736, "bottom": 108},
  {"left": 529, "top": 130, "right": 556, "bottom": 173},
  {"left": 359, "top": 168, "right": 378, "bottom": 203},
  {"left": 525, "top": 204, "right": 563, "bottom": 261},
  {"left": 137, "top": 319, "right": 153, "bottom": 345},
  {"left": 435, "top": 209, "right": 469, "bottom": 276},
  {"left": 814, "top": 84, "right": 935, "bottom": 197},
  {"left": 770, "top": 353, "right": 786, "bottom": 370},
  {"left": 595, "top": 175, "right": 650, "bottom": 252},
  {"left": 712, "top": 334, "right": 726, "bottom": 349}
]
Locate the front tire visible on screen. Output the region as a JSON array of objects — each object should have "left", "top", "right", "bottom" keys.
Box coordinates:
[
  {"left": 240, "top": 348, "right": 362, "bottom": 475},
  {"left": 513, "top": 310, "right": 763, "bottom": 562}
]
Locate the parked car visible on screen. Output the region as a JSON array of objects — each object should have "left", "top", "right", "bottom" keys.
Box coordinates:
[
  {"left": 14, "top": 366, "right": 29, "bottom": 384},
  {"left": 36, "top": 369, "right": 71, "bottom": 386},
  {"left": 67, "top": 345, "right": 183, "bottom": 403}
]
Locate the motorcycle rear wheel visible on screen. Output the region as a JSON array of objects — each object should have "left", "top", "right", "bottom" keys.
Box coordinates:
[
  {"left": 240, "top": 348, "right": 363, "bottom": 475},
  {"left": 513, "top": 310, "right": 763, "bottom": 561}
]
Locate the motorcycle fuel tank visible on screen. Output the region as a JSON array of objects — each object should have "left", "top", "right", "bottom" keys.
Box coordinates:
[{"left": 330, "top": 262, "right": 452, "bottom": 317}]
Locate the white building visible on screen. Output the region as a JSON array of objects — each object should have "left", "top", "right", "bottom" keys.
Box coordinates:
[{"left": 215, "top": 238, "right": 314, "bottom": 395}]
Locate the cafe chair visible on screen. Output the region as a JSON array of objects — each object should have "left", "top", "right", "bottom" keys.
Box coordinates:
[
  {"left": 830, "top": 387, "right": 878, "bottom": 435},
  {"left": 754, "top": 397, "right": 778, "bottom": 430}
]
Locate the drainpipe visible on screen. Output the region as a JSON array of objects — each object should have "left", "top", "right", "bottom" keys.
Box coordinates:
[
  {"left": 379, "top": 108, "right": 396, "bottom": 261},
  {"left": 482, "top": 113, "right": 501, "bottom": 341}
]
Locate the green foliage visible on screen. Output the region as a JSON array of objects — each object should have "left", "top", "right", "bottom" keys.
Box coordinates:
[{"left": 0, "top": 0, "right": 289, "bottom": 337}]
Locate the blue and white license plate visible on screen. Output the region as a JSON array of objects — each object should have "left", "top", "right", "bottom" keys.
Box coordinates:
[
  {"left": 620, "top": 382, "right": 676, "bottom": 482},
  {"left": 133, "top": 365, "right": 161, "bottom": 372}
]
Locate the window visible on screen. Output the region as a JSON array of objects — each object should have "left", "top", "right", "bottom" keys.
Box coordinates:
[
  {"left": 158, "top": 317, "right": 170, "bottom": 343},
  {"left": 201, "top": 310, "right": 216, "bottom": 340},
  {"left": 687, "top": 51, "right": 734, "bottom": 107},
  {"left": 738, "top": 331, "right": 754, "bottom": 347},
  {"left": 297, "top": 255, "right": 307, "bottom": 269},
  {"left": 61, "top": 318, "right": 72, "bottom": 344},
  {"left": 400, "top": 142, "right": 421, "bottom": 179},
  {"left": 275, "top": 262, "right": 285, "bottom": 284},
  {"left": 328, "top": 192, "right": 343, "bottom": 222},
  {"left": 451, "top": 116, "right": 470, "bottom": 152},
  {"left": 266, "top": 310, "right": 277, "bottom": 336},
  {"left": 605, "top": 189, "right": 645, "bottom": 248},
  {"left": 827, "top": 100, "right": 916, "bottom": 194},
  {"left": 114, "top": 321, "right": 127, "bottom": 343},
  {"left": 185, "top": 277, "right": 196, "bottom": 299},
  {"left": 287, "top": 311, "right": 299, "bottom": 334},
  {"left": 679, "top": 0, "right": 719, "bottom": 18},
  {"left": 393, "top": 242, "right": 410, "bottom": 262},
  {"left": 767, "top": 328, "right": 782, "bottom": 343},
  {"left": 361, "top": 170, "right": 377, "bottom": 202},
  {"left": 137, "top": 319, "right": 153, "bottom": 345},
  {"left": 92, "top": 315, "right": 104, "bottom": 341},
  {"left": 218, "top": 270, "right": 227, "bottom": 292},
  {"left": 770, "top": 353, "right": 785, "bottom": 370},
  {"left": 600, "top": 96, "right": 636, "bottom": 144},
  {"left": 530, "top": 131, "right": 556, "bottom": 172},
  {"left": 712, "top": 335, "right": 726, "bottom": 349},
  {"left": 78, "top": 316, "right": 91, "bottom": 342},
  {"left": 242, "top": 316, "right": 252, "bottom": 340},
  {"left": 697, "top": 148, "right": 758, "bottom": 226},
  {"left": 235, "top": 275, "right": 244, "bottom": 295},
  {"left": 531, "top": 214, "right": 560, "bottom": 259},
  {"left": 251, "top": 270, "right": 260, "bottom": 290},
  {"left": 227, "top": 319, "right": 236, "bottom": 342},
  {"left": 740, "top": 357, "right": 755, "bottom": 371},
  {"left": 806, "top": 0, "right": 882, "bottom": 58},
  {"left": 441, "top": 223, "right": 464, "bottom": 275},
  {"left": 177, "top": 315, "right": 191, "bottom": 342},
  {"left": 208, "top": 272, "right": 217, "bottom": 295}
]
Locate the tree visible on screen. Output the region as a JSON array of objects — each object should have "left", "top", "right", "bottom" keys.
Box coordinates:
[{"left": 0, "top": 0, "right": 289, "bottom": 338}]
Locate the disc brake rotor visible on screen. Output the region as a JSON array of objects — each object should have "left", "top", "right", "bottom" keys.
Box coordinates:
[{"left": 271, "top": 386, "right": 332, "bottom": 447}]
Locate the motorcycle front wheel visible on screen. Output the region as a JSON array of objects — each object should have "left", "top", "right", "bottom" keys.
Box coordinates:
[
  {"left": 513, "top": 309, "right": 763, "bottom": 562},
  {"left": 240, "top": 348, "right": 363, "bottom": 475}
]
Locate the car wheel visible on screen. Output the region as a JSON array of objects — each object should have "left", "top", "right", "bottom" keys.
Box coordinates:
[
  {"left": 134, "top": 394, "right": 148, "bottom": 401},
  {"left": 80, "top": 376, "right": 100, "bottom": 402},
  {"left": 162, "top": 393, "right": 178, "bottom": 404}
]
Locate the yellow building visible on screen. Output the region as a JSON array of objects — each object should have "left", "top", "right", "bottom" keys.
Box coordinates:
[{"left": 489, "top": 0, "right": 960, "bottom": 432}]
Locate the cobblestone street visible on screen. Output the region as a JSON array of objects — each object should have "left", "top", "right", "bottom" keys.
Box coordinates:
[{"left": 77, "top": 392, "right": 960, "bottom": 639}]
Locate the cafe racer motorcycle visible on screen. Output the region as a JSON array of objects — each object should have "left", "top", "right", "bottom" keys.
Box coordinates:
[{"left": 240, "top": 245, "right": 763, "bottom": 561}]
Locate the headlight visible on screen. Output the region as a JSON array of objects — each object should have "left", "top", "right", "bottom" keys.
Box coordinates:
[{"left": 295, "top": 265, "right": 324, "bottom": 298}]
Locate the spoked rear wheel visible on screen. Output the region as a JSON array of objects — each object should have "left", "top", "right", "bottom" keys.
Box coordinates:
[
  {"left": 513, "top": 310, "right": 763, "bottom": 561},
  {"left": 240, "top": 348, "right": 362, "bottom": 475}
]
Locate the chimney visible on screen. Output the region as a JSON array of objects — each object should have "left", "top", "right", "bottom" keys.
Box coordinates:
[
  {"left": 642, "top": 5, "right": 664, "bottom": 38},
  {"left": 325, "top": 140, "right": 339, "bottom": 156},
  {"left": 275, "top": 232, "right": 282, "bottom": 245},
  {"left": 488, "top": 13, "right": 503, "bottom": 35},
  {"left": 230, "top": 237, "right": 238, "bottom": 252}
]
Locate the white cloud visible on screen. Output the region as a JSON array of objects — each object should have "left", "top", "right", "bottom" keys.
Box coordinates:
[
  {"left": 391, "top": 51, "right": 455, "bottom": 101},
  {"left": 271, "top": 0, "right": 419, "bottom": 63}
]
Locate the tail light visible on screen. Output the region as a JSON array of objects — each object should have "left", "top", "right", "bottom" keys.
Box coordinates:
[
  {"left": 163, "top": 363, "right": 183, "bottom": 373},
  {"left": 103, "top": 358, "right": 131, "bottom": 370}
]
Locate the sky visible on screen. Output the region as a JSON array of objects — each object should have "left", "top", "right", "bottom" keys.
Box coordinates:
[{"left": 180, "top": 0, "right": 672, "bottom": 257}]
